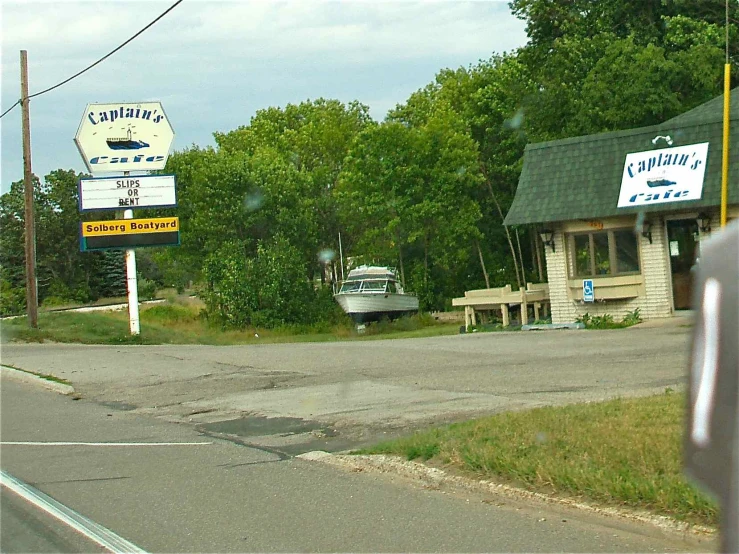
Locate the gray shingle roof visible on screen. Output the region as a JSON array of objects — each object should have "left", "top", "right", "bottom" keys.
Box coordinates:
[{"left": 505, "top": 88, "right": 739, "bottom": 226}]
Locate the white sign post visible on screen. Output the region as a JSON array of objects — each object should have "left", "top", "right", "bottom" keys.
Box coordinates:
[
  {"left": 123, "top": 200, "right": 140, "bottom": 336},
  {"left": 79, "top": 175, "right": 177, "bottom": 211},
  {"left": 76, "top": 102, "right": 175, "bottom": 337}
]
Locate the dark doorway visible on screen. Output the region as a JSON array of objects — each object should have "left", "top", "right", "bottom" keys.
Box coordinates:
[{"left": 666, "top": 219, "right": 698, "bottom": 310}]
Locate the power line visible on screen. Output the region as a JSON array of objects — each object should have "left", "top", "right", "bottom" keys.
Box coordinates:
[
  {"left": 0, "top": 0, "right": 183, "bottom": 119},
  {"left": 0, "top": 100, "right": 20, "bottom": 119}
]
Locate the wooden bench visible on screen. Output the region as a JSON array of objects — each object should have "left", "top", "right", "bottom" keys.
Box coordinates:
[
  {"left": 452, "top": 286, "right": 510, "bottom": 328},
  {"left": 525, "top": 282, "right": 550, "bottom": 322},
  {"left": 452, "top": 283, "right": 550, "bottom": 329}
]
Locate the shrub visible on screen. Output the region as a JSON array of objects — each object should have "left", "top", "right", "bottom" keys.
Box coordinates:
[
  {"left": 141, "top": 303, "right": 199, "bottom": 323},
  {"left": 622, "top": 308, "right": 642, "bottom": 327},
  {"left": 576, "top": 313, "right": 620, "bottom": 329},
  {"left": 201, "top": 236, "right": 339, "bottom": 329},
  {"left": 138, "top": 278, "right": 158, "bottom": 301},
  {"left": 0, "top": 278, "right": 26, "bottom": 316},
  {"left": 576, "top": 311, "right": 642, "bottom": 329},
  {"left": 43, "top": 280, "right": 91, "bottom": 305},
  {"left": 40, "top": 296, "right": 73, "bottom": 308}
]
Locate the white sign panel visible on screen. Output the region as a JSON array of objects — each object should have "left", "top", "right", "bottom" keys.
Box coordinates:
[
  {"left": 75, "top": 102, "right": 175, "bottom": 173},
  {"left": 617, "top": 142, "right": 709, "bottom": 208},
  {"left": 79, "top": 175, "right": 177, "bottom": 211}
]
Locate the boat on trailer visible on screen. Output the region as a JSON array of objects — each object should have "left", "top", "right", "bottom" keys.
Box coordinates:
[{"left": 334, "top": 266, "right": 419, "bottom": 324}]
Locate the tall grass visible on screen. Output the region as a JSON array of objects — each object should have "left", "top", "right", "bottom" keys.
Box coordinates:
[
  {"left": 359, "top": 393, "right": 717, "bottom": 526},
  {"left": 2, "top": 303, "right": 458, "bottom": 345}
]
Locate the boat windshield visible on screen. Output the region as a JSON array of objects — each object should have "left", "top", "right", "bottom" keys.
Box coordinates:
[
  {"left": 339, "top": 281, "right": 362, "bottom": 293},
  {"left": 361, "top": 281, "right": 386, "bottom": 292}
]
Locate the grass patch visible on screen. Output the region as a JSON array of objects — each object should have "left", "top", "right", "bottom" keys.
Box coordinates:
[
  {"left": 1, "top": 304, "right": 459, "bottom": 345},
  {"left": 2, "top": 363, "right": 72, "bottom": 386},
  {"left": 357, "top": 392, "right": 717, "bottom": 526}
]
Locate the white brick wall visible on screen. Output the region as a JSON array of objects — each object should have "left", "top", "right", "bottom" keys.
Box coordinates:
[
  {"left": 639, "top": 217, "right": 673, "bottom": 319},
  {"left": 544, "top": 229, "right": 577, "bottom": 323}
]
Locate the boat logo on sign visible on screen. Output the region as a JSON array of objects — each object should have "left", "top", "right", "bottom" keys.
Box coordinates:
[{"left": 106, "top": 126, "right": 150, "bottom": 151}]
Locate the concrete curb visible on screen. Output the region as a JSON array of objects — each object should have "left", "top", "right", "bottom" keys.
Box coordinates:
[
  {"left": 1, "top": 365, "right": 75, "bottom": 395},
  {"left": 297, "top": 451, "right": 716, "bottom": 540}
]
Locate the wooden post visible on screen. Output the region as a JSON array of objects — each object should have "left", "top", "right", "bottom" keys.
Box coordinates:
[
  {"left": 20, "top": 50, "right": 38, "bottom": 328},
  {"left": 534, "top": 231, "right": 544, "bottom": 282},
  {"left": 520, "top": 300, "right": 528, "bottom": 326},
  {"left": 501, "top": 304, "right": 510, "bottom": 327}
]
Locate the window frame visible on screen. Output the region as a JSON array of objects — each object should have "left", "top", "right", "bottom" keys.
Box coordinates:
[{"left": 567, "top": 228, "right": 641, "bottom": 278}]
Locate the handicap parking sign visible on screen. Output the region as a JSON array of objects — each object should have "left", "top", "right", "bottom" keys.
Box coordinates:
[{"left": 583, "top": 279, "right": 594, "bottom": 302}]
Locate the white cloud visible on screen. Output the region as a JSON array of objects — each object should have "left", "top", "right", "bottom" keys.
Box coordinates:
[{"left": 1, "top": 0, "right": 527, "bottom": 189}]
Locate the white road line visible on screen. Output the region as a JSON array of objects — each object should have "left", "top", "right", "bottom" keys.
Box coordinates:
[
  {"left": 1, "top": 441, "right": 212, "bottom": 446},
  {"left": 0, "top": 470, "right": 147, "bottom": 553}
]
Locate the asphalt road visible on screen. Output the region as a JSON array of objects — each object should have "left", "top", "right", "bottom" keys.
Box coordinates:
[
  {"left": 2, "top": 323, "right": 691, "bottom": 453},
  {"left": 0, "top": 379, "right": 709, "bottom": 553}
]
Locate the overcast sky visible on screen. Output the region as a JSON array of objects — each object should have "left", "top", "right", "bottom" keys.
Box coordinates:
[{"left": 1, "top": 0, "right": 528, "bottom": 192}]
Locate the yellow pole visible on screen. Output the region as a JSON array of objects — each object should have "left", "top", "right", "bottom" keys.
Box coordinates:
[{"left": 721, "top": 63, "right": 730, "bottom": 228}]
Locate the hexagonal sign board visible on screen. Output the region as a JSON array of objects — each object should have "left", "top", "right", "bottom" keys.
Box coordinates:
[{"left": 75, "top": 102, "right": 175, "bottom": 174}]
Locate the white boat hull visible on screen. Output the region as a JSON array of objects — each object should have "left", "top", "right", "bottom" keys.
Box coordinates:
[{"left": 334, "top": 292, "right": 419, "bottom": 323}]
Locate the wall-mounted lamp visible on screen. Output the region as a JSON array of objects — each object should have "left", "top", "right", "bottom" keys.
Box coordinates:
[
  {"left": 651, "top": 135, "right": 673, "bottom": 146},
  {"left": 539, "top": 229, "right": 555, "bottom": 252},
  {"left": 696, "top": 212, "right": 711, "bottom": 234},
  {"left": 641, "top": 221, "right": 653, "bottom": 244}
]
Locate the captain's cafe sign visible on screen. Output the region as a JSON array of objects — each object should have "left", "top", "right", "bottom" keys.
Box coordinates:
[
  {"left": 617, "top": 142, "right": 709, "bottom": 208},
  {"left": 74, "top": 102, "right": 175, "bottom": 173}
]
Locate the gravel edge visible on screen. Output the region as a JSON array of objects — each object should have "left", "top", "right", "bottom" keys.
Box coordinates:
[{"left": 297, "top": 450, "right": 716, "bottom": 539}]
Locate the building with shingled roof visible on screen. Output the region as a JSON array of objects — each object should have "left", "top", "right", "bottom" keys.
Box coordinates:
[{"left": 504, "top": 88, "right": 739, "bottom": 324}]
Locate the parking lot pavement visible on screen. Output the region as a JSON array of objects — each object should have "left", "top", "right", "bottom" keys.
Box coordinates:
[{"left": 1, "top": 325, "right": 691, "bottom": 453}]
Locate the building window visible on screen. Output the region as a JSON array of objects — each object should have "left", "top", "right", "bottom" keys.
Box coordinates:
[{"left": 569, "top": 229, "right": 640, "bottom": 277}]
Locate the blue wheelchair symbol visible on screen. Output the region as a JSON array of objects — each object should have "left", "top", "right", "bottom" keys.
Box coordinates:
[{"left": 583, "top": 279, "right": 594, "bottom": 302}]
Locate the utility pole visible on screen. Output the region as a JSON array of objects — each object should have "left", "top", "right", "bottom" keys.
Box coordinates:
[
  {"left": 20, "top": 50, "right": 38, "bottom": 328},
  {"left": 720, "top": 0, "right": 731, "bottom": 228}
]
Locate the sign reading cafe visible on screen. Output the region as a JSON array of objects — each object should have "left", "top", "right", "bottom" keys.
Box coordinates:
[
  {"left": 74, "top": 102, "right": 175, "bottom": 173},
  {"left": 617, "top": 142, "right": 709, "bottom": 208}
]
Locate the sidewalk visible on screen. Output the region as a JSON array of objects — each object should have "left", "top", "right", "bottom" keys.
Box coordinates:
[{"left": 631, "top": 311, "right": 693, "bottom": 329}]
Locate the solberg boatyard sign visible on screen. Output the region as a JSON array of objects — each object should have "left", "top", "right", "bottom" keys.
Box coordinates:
[
  {"left": 617, "top": 142, "right": 709, "bottom": 208},
  {"left": 74, "top": 102, "right": 175, "bottom": 173}
]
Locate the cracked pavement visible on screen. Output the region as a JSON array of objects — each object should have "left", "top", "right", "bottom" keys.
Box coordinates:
[{"left": 1, "top": 322, "right": 691, "bottom": 453}]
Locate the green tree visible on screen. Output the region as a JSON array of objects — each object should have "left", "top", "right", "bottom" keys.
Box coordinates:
[
  {"left": 0, "top": 169, "right": 127, "bottom": 311},
  {"left": 201, "top": 235, "right": 328, "bottom": 329},
  {"left": 338, "top": 102, "right": 484, "bottom": 310}
]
